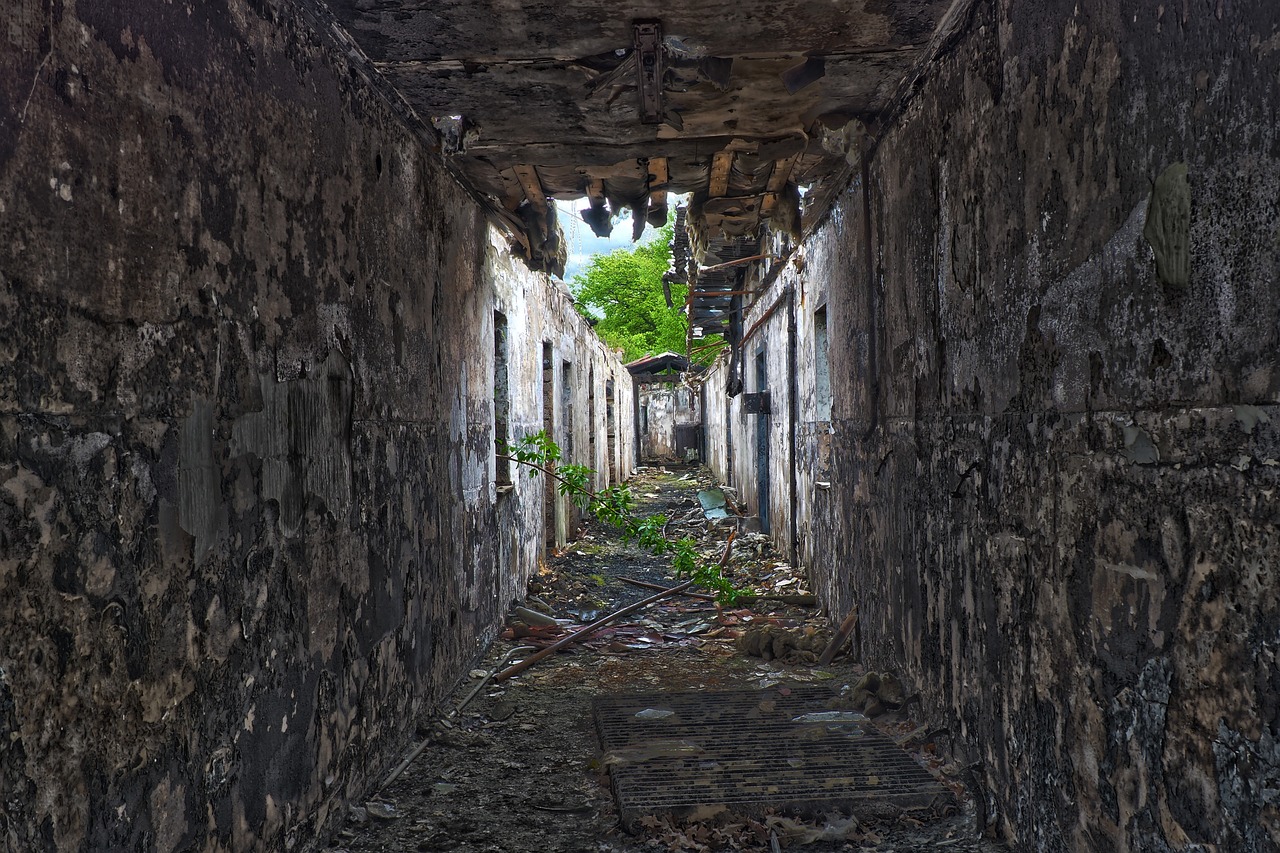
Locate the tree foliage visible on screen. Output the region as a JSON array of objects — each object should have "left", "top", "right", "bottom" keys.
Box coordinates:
[{"left": 571, "top": 222, "right": 722, "bottom": 364}]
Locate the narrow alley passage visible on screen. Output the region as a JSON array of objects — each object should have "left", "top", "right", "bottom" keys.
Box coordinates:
[
  {"left": 5, "top": 2, "right": 1278, "bottom": 849},
  {"left": 328, "top": 467, "right": 1004, "bottom": 853}
]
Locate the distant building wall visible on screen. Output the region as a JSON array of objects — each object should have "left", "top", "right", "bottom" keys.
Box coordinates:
[
  {"left": 637, "top": 384, "right": 701, "bottom": 463},
  {"left": 0, "top": 2, "right": 632, "bottom": 850}
]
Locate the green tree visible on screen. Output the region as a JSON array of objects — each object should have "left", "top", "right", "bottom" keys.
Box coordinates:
[{"left": 571, "top": 222, "right": 722, "bottom": 364}]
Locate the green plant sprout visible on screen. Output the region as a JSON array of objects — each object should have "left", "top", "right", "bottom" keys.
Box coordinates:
[{"left": 500, "top": 430, "right": 747, "bottom": 605}]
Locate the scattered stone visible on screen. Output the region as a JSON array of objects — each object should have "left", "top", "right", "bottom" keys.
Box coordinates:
[
  {"left": 365, "top": 801, "right": 400, "bottom": 820},
  {"left": 736, "top": 625, "right": 827, "bottom": 662},
  {"left": 489, "top": 698, "right": 518, "bottom": 721},
  {"left": 634, "top": 707, "right": 675, "bottom": 720}
]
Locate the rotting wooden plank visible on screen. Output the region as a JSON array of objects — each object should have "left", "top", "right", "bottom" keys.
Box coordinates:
[
  {"left": 512, "top": 164, "right": 549, "bottom": 213},
  {"left": 496, "top": 168, "right": 528, "bottom": 212},
  {"left": 760, "top": 153, "right": 799, "bottom": 218},
  {"left": 646, "top": 157, "right": 670, "bottom": 223},
  {"left": 492, "top": 206, "right": 532, "bottom": 254},
  {"left": 766, "top": 154, "right": 799, "bottom": 193},
  {"left": 646, "top": 157, "right": 669, "bottom": 189},
  {"left": 709, "top": 150, "right": 734, "bottom": 197}
]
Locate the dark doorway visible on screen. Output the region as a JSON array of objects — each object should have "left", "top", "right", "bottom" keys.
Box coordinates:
[
  {"left": 605, "top": 379, "right": 617, "bottom": 481},
  {"left": 588, "top": 367, "right": 596, "bottom": 480},
  {"left": 755, "top": 349, "right": 769, "bottom": 534},
  {"left": 543, "top": 343, "right": 555, "bottom": 546}
]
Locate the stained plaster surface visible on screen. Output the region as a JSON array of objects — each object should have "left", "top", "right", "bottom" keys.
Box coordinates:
[
  {"left": 0, "top": 0, "right": 630, "bottom": 850},
  {"left": 810, "top": 1, "right": 1280, "bottom": 850}
]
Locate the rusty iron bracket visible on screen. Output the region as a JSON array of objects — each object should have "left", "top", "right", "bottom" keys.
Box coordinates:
[
  {"left": 634, "top": 22, "right": 664, "bottom": 124},
  {"left": 742, "top": 392, "right": 771, "bottom": 415}
]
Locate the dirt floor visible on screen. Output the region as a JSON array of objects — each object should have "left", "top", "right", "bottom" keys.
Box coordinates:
[{"left": 325, "top": 466, "right": 1009, "bottom": 853}]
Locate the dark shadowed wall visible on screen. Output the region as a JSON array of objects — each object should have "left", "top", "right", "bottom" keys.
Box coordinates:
[
  {"left": 0, "top": 0, "right": 630, "bottom": 849},
  {"left": 816, "top": 1, "right": 1280, "bottom": 849}
]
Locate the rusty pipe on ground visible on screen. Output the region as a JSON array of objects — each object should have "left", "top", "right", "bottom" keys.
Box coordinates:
[
  {"left": 619, "top": 576, "right": 717, "bottom": 600},
  {"left": 493, "top": 531, "right": 737, "bottom": 683},
  {"left": 379, "top": 643, "right": 535, "bottom": 791},
  {"left": 493, "top": 580, "right": 697, "bottom": 682}
]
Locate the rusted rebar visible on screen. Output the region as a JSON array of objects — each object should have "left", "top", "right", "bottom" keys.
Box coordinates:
[
  {"left": 493, "top": 531, "right": 737, "bottom": 683},
  {"left": 817, "top": 601, "right": 858, "bottom": 667}
]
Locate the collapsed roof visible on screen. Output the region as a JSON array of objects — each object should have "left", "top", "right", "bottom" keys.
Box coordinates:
[
  {"left": 320, "top": 0, "right": 971, "bottom": 335},
  {"left": 625, "top": 351, "right": 705, "bottom": 384}
]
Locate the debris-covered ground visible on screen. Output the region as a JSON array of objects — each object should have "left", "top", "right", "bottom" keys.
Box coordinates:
[{"left": 326, "top": 467, "right": 1008, "bottom": 853}]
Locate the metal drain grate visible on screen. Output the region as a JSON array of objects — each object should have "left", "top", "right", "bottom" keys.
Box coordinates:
[{"left": 594, "top": 686, "right": 954, "bottom": 829}]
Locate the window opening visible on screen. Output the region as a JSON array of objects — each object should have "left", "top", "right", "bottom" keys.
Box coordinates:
[
  {"left": 814, "top": 305, "right": 832, "bottom": 422},
  {"left": 494, "top": 311, "right": 511, "bottom": 488},
  {"left": 588, "top": 366, "right": 597, "bottom": 478},
  {"left": 562, "top": 360, "right": 574, "bottom": 459},
  {"left": 606, "top": 378, "right": 617, "bottom": 481}
]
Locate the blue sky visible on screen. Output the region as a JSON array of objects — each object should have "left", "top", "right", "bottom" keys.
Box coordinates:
[{"left": 555, "top": 199, "right": 663, "bottom": 284}]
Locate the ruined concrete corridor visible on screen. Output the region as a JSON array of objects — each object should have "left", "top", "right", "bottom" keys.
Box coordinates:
[
  {"left": 327, "top": 466, "right": 1006, "bottom": 852},
  {"left": 2, "top": 0, "right": 1279, "bottom": 851}
]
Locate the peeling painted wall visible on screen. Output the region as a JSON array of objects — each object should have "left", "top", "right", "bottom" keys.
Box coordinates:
[
  {"left": 637, "top": 384, "right": 700, "bottom": 463},
  {"left": 811, "top": 1, "right": 1280, "bottom": 849},
  {"left": 496, "top": 271, "right": 636, "bottom": 553},
  {"left": 0, "top": 1, "right": 631, "bottom": 850},
  {"left": 701, "top": 256, "right": 834, "bottom": 569}
]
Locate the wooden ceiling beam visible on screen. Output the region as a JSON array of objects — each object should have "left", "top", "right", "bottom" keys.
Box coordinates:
[
  {"left": 709, "top": 151, "right": 734, "bottom": 198},
  {"left": 646, "top": 157, "right": 670, "bottom": 189},
  {"left": 512, "top": 164, "right": 549, "bottom": 214},
  {"left": 760, "top": 153, "right": 800, "bottom": 218}
]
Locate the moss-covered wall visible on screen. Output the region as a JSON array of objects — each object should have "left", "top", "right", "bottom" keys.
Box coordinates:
[
  {"left": 818, "top": 1, "right": 1280, "bottom": 849},
  {"left": 0, "top": 1, "right": 630, "bottom": 849}
]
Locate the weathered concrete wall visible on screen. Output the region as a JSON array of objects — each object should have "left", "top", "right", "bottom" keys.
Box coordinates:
[
  {"left": 702, "top": 367, "right": 734, "bottom": 486},
  {"left": 489, "top": 244, "right": 634, "bottom": 571},
  {"left": 816, "top": 1, "right": 1280, "bottom": 849},
  {"left": 526, "top": 277, "right": 635, "bottom": 549},
  {"left": 700, "top": 259, "right": 835, "bottom": 569},
  {"left": 0, "top": 1, "right": 631, "bottom": 850},
  {"left": 637, "top": 384, "right": 700, "bottom": 463}
]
